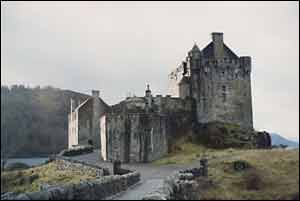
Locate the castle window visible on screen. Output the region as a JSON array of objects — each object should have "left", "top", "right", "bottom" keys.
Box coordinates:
[
  {"left": 222, "top": 93, "right": 226, "bottom": 102},
  {"left": 222, "top": 85, "right": 226, "bottom": 91},
  {"left": 222, "top": 85, "right": 226, "bottom": 102}
]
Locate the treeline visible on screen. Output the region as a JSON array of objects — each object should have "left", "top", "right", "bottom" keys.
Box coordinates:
[{"left": 1, "top": 85, "right": 90, "bottom": 158}]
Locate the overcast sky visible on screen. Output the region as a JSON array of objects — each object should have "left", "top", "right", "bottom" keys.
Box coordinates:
[{"left": 1, "top": 1, "right": 299, "bottom": 141}]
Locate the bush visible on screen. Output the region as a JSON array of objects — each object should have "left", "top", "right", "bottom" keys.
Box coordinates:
[{"left": 244, "top": 170, "right": 263, "bottom": 190}]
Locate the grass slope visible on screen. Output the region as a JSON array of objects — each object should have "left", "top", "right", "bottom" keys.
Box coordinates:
[
  {"left": 1, "top": 161, "right": 98, "bottom": 194},
  {"left": 153, "top": 137, "right": 299, "bottom": 200}
]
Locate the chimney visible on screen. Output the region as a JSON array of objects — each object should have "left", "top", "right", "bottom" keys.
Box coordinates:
[
  {"left": 212, "top": 32, "right": 224, "bottom": 59},
  {"left": 92, "top": 90, "right": 100, "bottom": 97}
]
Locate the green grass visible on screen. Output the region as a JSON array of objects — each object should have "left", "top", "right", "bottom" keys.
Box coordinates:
[
  {"left": 153, "top": 137, "right": 299, "bottom": 200},
  {"left": 1, "top": 161, "right": 98, "bottom": 193},
  {"left": 153, "top": 136, "right": 215, "bottom": 165},
  {"left": 199, "top": 148, "right": 299, "bottom": 200}
]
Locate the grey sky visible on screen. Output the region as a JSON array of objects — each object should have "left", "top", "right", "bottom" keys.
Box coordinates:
[{"left": 1, "top": 1, "right": 299, "bottom": 140}]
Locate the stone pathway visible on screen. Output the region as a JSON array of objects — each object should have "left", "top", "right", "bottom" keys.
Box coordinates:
[
  {"left": 66, "top": 150, "right": 200, "bottom": 200},
  {"left": 112, "top": 179, "right": 164, "bottom": 200}
]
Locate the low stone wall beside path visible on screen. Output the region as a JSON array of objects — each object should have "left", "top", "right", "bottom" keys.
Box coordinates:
[{"left": 2, "top": 158, "right": 141, "bottom": 200}]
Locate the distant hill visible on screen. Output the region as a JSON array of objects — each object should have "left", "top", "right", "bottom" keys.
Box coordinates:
[
  {"left": 270, "top": 133, "right": 299, "bottom": 148},
  {"left": 1, "top": 85, "right": 91, "bottom": 158}
]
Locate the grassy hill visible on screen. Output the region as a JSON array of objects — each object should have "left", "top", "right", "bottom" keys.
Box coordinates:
[{"left": 154, "top": 137, "right": 299, "bottom": 200}]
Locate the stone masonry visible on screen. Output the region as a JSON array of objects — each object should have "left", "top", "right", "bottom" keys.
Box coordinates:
[
  {"left": 179, "top": 32, "right": 253, "bottom": 129},
  {"left": 68, "top": 32, "right": 269, "bottom": 163}
]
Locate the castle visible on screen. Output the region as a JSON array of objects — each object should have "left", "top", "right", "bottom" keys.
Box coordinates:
[{"left": 68, "top": 32, "right": 255, "bottom": 163}]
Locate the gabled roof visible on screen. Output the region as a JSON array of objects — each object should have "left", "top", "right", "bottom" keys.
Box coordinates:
[
  {"left": 75, "top": 97, "right": 91, "bottom": 111},
  {"left": 74, "top": 96, "right": 110, "bottom": 111},
  {"left": 201, "top": 42, "right": 239, "bottom": 59}
]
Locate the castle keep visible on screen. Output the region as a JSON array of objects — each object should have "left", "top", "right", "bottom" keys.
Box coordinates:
[
  {"left": 68, "top": 32, "right": 258, "bottom": 163},
  {"left": 178, "top": 32, "right": 253, "bottom": 129}
]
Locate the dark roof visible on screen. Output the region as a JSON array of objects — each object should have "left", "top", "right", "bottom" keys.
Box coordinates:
[
  {"left": 201, "top": 42, "right": 239, "bottom": 59},
  {"left": 75, "top": 96, "right": 110, "bottom": 111},
  {"left": 191, "top": 44, "right": 200, "bottom": 52}
]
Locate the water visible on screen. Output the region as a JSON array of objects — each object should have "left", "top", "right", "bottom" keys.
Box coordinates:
[{"left": 2, "top": 157, "right": 49, "bottom": 168}]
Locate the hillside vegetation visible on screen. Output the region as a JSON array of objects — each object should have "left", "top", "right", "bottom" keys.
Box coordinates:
[
  {"left": 1, "top": 85, "right": 90, "bottom": 157},
  {"left": 154, "top": 137, "right": 299, "bottom": 200},
  {"left": 1, "top": 161, "right": 98, "bottom": 193}
]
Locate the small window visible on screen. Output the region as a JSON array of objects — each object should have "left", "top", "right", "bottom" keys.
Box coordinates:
[
  {"left": 222, "top": 93, "right": 226, "bottom": 102},
  {"left": 222, "top": 86, "right": 226, "bottom": 102}
]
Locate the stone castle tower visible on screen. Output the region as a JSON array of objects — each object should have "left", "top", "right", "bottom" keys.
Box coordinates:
[
  {"left": 178, "top": 32, "right": 253, "bottom": 129},
  {"left": 68, "top": 32, "right": 268, "bottom": 163}
]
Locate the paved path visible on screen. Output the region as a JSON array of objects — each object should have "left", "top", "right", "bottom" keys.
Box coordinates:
[
  {"left": 112, "top": 179, "right": 164, "bottom": 200},
  {"left": 67, "top": 150, "right": 199, "bottom": 200}
]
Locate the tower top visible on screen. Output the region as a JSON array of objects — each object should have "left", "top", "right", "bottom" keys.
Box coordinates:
[
  {"left": 191, "top": 43, "right": 200, "bottom": 52},
  {"left": 145, "top": 84, "right": 152, "bottom": 97}
]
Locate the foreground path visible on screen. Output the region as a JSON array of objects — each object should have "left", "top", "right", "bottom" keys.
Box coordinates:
[
  {"left": 67, "top": 150, "right": 199, "bottom": 200},
  {"left": 112, "top": 179, "right": 164, "bottom": 200}
]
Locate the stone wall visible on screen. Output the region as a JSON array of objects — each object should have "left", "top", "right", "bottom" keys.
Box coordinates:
[
  {"left": 2, "top": 172, "right": 140, "bottom": 200},
  {"left": 68, "top": 89, "right": 110, "bottom": 150},
  {"left": 142, "top": 167, "right": 207, "bottom": 200},
  {"left": 77, "top": 100, "right": 93, "bottom": 146},
  {"left": 68, "top": 111, "right": 78, "bottom": 148},
  {"left": 102, "top": 94, "right": 195, "bottom": 163},
  {"left": 2, "top": 159, "right": 140, "bottom": 200},
  {"left": 190, "top": 57, "right": 253, "bottom": 129},
  {"left": 174, "top": 33, "right": 254, "bottom": 129},
  {"left": 105, "top": 113, "right": 168, "bottom": 163}
]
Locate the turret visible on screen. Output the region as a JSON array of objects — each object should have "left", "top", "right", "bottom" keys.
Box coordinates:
[
  {"left": 188, "top": 43, "right": 201, "bottom": 70},
  {"left": 145, "top": 84, "right": 152, "bottom": 110},
  {"left": 239, "top": 56, "right": 252, "bottom": 73},
  {"left": 145, "top": 84, "right": 152, "bottom": 97}
]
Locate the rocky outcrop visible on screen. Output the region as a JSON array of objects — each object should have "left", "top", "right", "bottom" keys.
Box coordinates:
[{"left": 193, "top": 122, "right": 272, "bottom": 149}]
